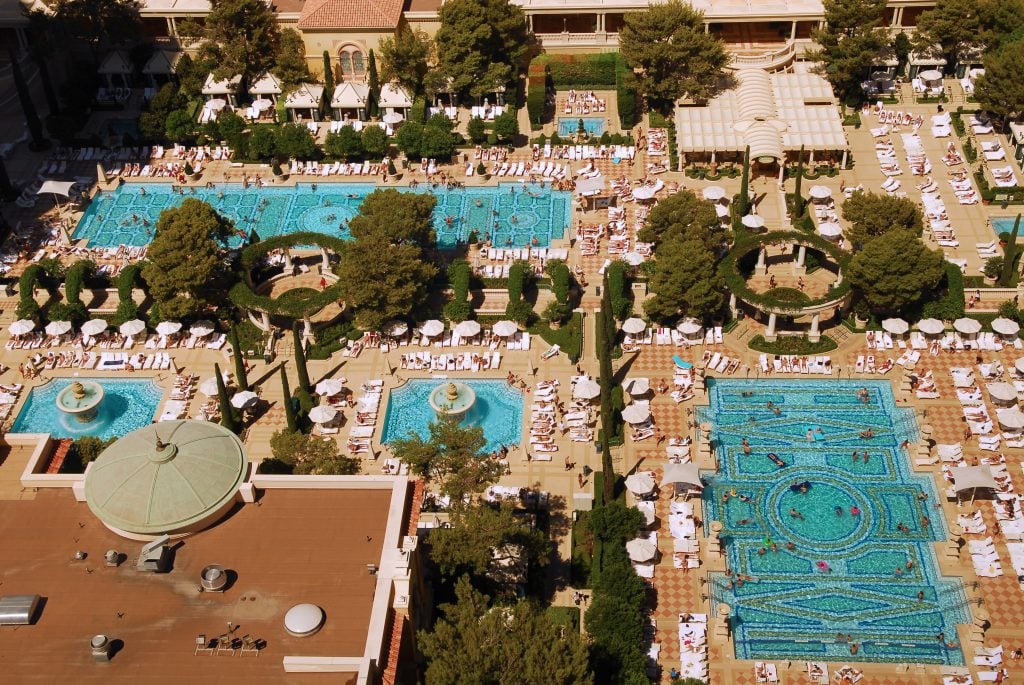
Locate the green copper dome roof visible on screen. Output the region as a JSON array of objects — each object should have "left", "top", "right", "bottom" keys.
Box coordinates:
[{"left": 84, "top": 420, "right": 247, "bottom": 535}]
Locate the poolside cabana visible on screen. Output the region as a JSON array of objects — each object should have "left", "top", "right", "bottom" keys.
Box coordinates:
[
  {"left": 142, "top": 50, "right": 178, "bottom": 88},
  {"left": 378, "top": 82, "right": 412, "bottom": 119},
  {"left": 950, "top": 465, "right": 998, "bottom": 503},
  {"left": 98, "top": 51, "right": 132, "bottom": 89},
  {"left": 285, "top": 83, "right": 324, "bottom": 122},
  {"left": 908, "top": 50, "right": 947, "bottom": 80},
  {"left": 674, "top": 68, "right": 848, "bottom": 171},
  {"left": 331, "top": 82, "right": 370, "bottom": 121},
  {"left": 661, "top": 462, "right": 703, "bottom": 499},
  {"left": 203, "top": 73, "right": 241, "bottom": 107},
  {"left": 249, "top": 73, "right": 283, "bottom": 105}
]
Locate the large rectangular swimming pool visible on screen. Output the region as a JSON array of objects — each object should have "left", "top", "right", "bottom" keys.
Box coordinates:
[
  {"left": 698, "top": 379, "right": 968, "bottom": 665},
  {"left": 73, "top": 182, "right": 571, "bottom": 249}
]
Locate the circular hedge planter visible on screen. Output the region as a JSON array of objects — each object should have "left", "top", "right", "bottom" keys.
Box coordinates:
[
  {"left": 719, "top": 230, "right": 851, "bottom": 314},
  {"left": 765, "top": 287, "right": 810, "bottom": 305},
  {"left": 230, "top": 232, "right": 347, "bottom": 322}
]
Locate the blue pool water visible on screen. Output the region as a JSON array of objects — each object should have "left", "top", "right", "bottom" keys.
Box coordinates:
[
  {"left": 698, "top": 379, "right": 968, "bottom": 665},
  {"left": 11, "top": 378, "right": 163, "bottom": 439},
  {"left": 380, "top": 379, "right": 523, "bottom": 452},
  {"left": 557, "top": 116, "right": 605, "bottom": 137},
  {"left": 993, "top": 216, "right": 1023, "bottom": 241},
  {"left": 73, "top": 183, "right": 571, "bottom": 249}
]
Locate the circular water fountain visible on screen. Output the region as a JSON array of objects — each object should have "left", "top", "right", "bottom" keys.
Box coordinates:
[
  {"left": 428, "top": 381, "right": 476, "bottom": 419},
  {"left": 56, "top": 380, "right": 105, "bottom": 423}
]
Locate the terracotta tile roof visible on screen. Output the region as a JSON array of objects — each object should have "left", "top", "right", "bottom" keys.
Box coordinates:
[{"left": 297, "top": 0, "right": 404, "bottom": 29}]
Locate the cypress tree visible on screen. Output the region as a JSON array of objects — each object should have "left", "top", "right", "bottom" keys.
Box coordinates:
[
  {"left": 367, "top": 50, "right": 379, "bottom": 119},
  {"left": 229, "top": 323, "right": 249, "bottom": 391},
  {"left": 9, "top": 49, "right": 44, "bottom": 149},
  {"left": 35, "top": 53, "right": 59, "bottom": 116},
  {"left": 280, "top": 363, "right": 298, "bottom": 433},
  {"left": 793, "top": 145, "right": 805, "bottom": 218},
  {"left": 0, "top": 157, "right": 15, "bottom": 201},
  {"left": 322, "top": 51, "right": 334, "bottom": 99},
  {"left": 595, "top": 309, "right": 615, "bottom": 502},
  {"left": 738, "top": 145, "right": 750, "bottom": 216},
  {"left": 215, "top": 362, "right": 239, "bottom": 433},
  {"left": 292, "top": 321, "right": 311, "bottom": 393},
  {"left": 999, "top": 214, "right": 1021, "bottom": 287}
]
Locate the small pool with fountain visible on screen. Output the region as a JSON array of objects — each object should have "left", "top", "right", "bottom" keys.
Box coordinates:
[
  {"left": 11, "top": 378, "right": 164, "bottom": 440},
  {"left": 381, "top": 379, "right": 523, "bottom": 452}
]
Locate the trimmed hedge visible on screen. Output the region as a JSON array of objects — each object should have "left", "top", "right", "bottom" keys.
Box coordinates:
[
  {"left": 532, "top": 53, "right": 618, "bottom": 88},
  {"left": 615, "top": 58, "right": 638, "bottom": 129},
  {"left": 505, "top": 259, "right": 534, "bottom": 325},
  {"left": 113, "top": 263, "right": 143, "bottom": 324},
  {"left": 409, "top": 96, "right": 427, "bottom": 125},
  {"left": 605, "top": 260, "right": 631, "bottom": 320},
  {"left": 17, "top": 264, "right": 44, "bottom": 321},
  {"left": 443, "top": 258, "right": 473, "bottom": 322},
  {"left": 527, "top": 60, "right": 548, "bottom": 127},
  {"left": 922, "top": 262, "right": 965, "bottom": 320},
  {"left": 748, "top": 334, "right": 838, "bottom": 355}
]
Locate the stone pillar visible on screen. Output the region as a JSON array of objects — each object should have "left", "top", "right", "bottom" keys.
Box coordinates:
[
  {"left": 808, "top": 149, "right": 815, "bottom": 165},
  {"left": 168, "top": 17, "right": 176, "bottom": 37},
  {"left": 840, "top": 149, "right": 848, "bottom": 169},
  {"left": 790, "top": 21, "right": 797, "bottom": 41},
  {"left": 320, "top": 248, "right": 330, "bottom": 272},
  {"left": 793, "top": 244, "right": 807, "bottom": 276},
  {"left": 729, "top": 293, "right": 738, "bottom": 318},
  {"left": 283, "top": 249, "right": 292, "bottom": 271},
  {"left": 527, "top": 14, "right": 534, "bottom": 32},
  {"left": 303, "top": 317, "right": 313, "bottom": 339},
  {"left": 836, "top": 268, "right": 843, "bottom": 286},
  {"left": 710, "top": 150, "right": 716, "bottom": 165},
  {"left": 597, "top": 13, "right": 605, "bottom": 32},
  {"left": 755, "top": 248, "right": 767, "bottom": 275},
  {"left": 778, "top": 164, "right": 785, "bottom": 189},
  {"left": 766, "top": 313, "right": 778, "bottom": 341},
  {"left": 894, "top": 7, "right": 904, "bottom": 27},
  {"left": 808, "top": 313, "right": 821, "bottom": 343},
  {"left": 261, "top": 311, "right": 271, "bottom": 331}
]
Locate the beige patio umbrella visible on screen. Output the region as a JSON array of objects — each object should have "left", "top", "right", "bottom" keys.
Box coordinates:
[
  {"left": 988, "top": 382, "right": 1017, "bottom": 404},
  {"left": 881, "top": 318, "right": 909, "bottom": 335},
  {"left": 314, "top": 378, "right": 344, "bottom": 396},
  {"left": 809, "top": 185, "right": 832, "bottom": 200},
  {"left": 230, "top": 390, "right": 259, "bottom": 409},
  {"left": 997, "top": 407, "right": 1024, "bottom": 430},
  {"left": 492, "top": 320, "right": 519, "bottom": 337},
  {"left": 677, "top": 319, "right": 703, "bottom": 335},
  {"left": 45, "top": 320, "right": 72, "bottom": 336},
  {"left": 189, "top": 320, "right": 215, "bottom": 337},
  {"left": 624, "top": 471, "right": 656, "bottom": 496},
  {"left": 119, "top": 319, "right": 146, "bottom": 337},
  {"left": 81, "top": 319, "right": 109, "bottom": 337},
  {"left": 702, "top": 186, "right": 726, "bottom": 201},
  {"left": 621, "top": 403, "right": 651, "bottom": 424},
  {"left": 572, "top": 378, "right": 601, "bottom": 400},
  {"left": 454, "top": 320, "right": 481, "bottom": 338},
  {"left": 199, "top": 371, "right": 231, "bottom": 396},
  {"left": 384, "top": 320, "right": 408, "bottom": 337},
  {"left": 308, "top": 405, "right": 338, "bottom": 424},
  {"left": 917, "top": 318, "right": 944, "bottom": 335},
  {"left": 1015, "top": 358, "right": 1024, "bottom": 375},
  {"left": 992, "top": 317, "right": 1020, "bottom": 337},
  {"left": 621, "top": 317, "right": 647, "bottom": 334},
  {"left": 954, "top": 318, "right": 982, "bottom": 335},
  {"left": 8, "top": 319, "right": 35, "bottom": 336},
  {"left": 626, "top": 537, "right": 658, "bottom": 562},
  {"left": 625, "top": 377, "right": 650, "bottom": 396},
  {"left": 421, "top": 319, "right": 445, "bottom": 337},
  {"left": 156, "top": 320, "right": 182, "bottom": 336}
]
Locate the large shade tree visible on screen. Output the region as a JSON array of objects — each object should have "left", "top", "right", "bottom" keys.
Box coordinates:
[
  {"left": 913, "top": 0, "right": 982, "bottom": 69},
  {"left": 419, "top": 576, "right": 593, "bottom": 685},
  {"left": 636, "top": 189, "right": 722, "bottom": 251},
  {"left": 618, "top": 0, "right": 730, "bottom": 104},
  {"left": 32, "top": 0, "right": 141, "bottom": 58},
  {"left": 180, "top": 0, "right": 280, "bottom": 92},
  {"left": 645, "top": 238, "right": 726, "bottom": 322},
  {"left": 142, "top": 198, "right": 230, "bottom": 320},
  {"left": 268, "top": 429, "right": 360, "bottom": 475},
  {"left": 348, "top": 188, "right": 437, "bottom": 247},
  {"left": 847, "top": 229, "right": 946, "bottom": 314},
  {"left": 389, "top": 413, "right": 503, "bottom": 502},
  {"left": 379, "top": 26, "right": 433, "bottom": 96},
  {"left": 435, "top": 0, "right": 530, "bottom": 100},
  {"left": 809, "top": 0, "right": 888, "bottom": 103},
  {"left": 336, "top": 236, "right": 436, "bottom": 330},
  {"left": 976, "top": 38, "right": 1024, "bottom": 127},
  {"left": 841, "top": 192, "right": 924, "bottom": 248},
  {"left": 274, "top": 28, "right": 312, "bottom": 89}
]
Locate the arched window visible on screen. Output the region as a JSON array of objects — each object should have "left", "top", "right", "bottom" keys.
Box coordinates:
[
  {"left": 339, "top": 51, "right": 353, "bottom": 77},
  {"left": 338, "top": 46, "right": 366, "bottom": 81},
  {"left": 351, "top": 51, "right": 365, "bottom": 76}
]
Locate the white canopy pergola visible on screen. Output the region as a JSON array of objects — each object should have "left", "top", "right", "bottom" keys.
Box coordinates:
[
  {"left": 674, "top": 69, "right": 847, "bottom": 164},
  {"left": 249, "top": 73, "right": 283, "bottom": 98},
  {"left": 37, "top": 180, "right": 76, "bottom": 197},
  {"left": 661, "top": 462, "right": 702, "bottom": 489},
  {"left": 378, "top": 82, "right": 413, "bottom": 112},
  {"left": 950, "top": 466, "right": 998, "bottom": 500},
  {"left": 331, "top": 82, "right": 369, "bottom": 110}
]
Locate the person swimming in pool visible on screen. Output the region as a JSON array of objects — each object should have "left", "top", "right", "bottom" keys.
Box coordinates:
[
  {"left": 768, "top": 453, "right": 786, "bottom": 467},
  {"left": 850, "top": 506, "right": 861, "bottom": 515},
  {"left": 835, "top": 506, "right": 844, "bottom": 516}
]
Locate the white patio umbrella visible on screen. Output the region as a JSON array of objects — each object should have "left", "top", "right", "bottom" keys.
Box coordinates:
[
  {"left": 492, "top": 320, "right": 519, "bottom": 337},
  {"left": 189, "top": 320, "right": 215, "bottom": 337},
  {"left": 881, "top": 318, "right": 909, "bottom": 335},
  {"left": 308, "top": 404, "right": 338, "bottom": 424},
  {"left": 640, "top": 505, "right": 656, "bottom": 526},
  {"left": 315, "top": 378, "right": 344, "bottom": 396},
  {"left": 631, "top": 185, "right": 658, "bottom": 201},
  {"left": 622, "top": 251, "right": 645, "bottom": 266},
  {"left": 119, "top": 319, "right": 146, "bottom": 337},
  {"left": 624, "top": 472, "right": 656, "bottom": 496},
  {"left": 8, "top": 319, "right": 35, "bottom": 336},
  {"left": 207, "top": 98, "right": 227, "bottom": 111},
  {"left": 156, "top": 320, "right": 182, "bottom": 336},
  {"left": 702, "top": 185, "right": 726, "bottom": 201},
  {"left": 625, "top": 377, "right": 650, "bottom": 396},
  {"left": 621, "top": 317, "right": 647, "bottom": 334},
  {"left": 919, "top": 69, "right": 943, "bottom": 82},
  {"left": 384, "top": 320, "right": 408, "bottom": 337},
  {"left": 809, "top": 185, "right": 832, "bottom": 200},
  {"left": 918, "top": 318, "right": 944, "bottom": 335},
  {"left": 199, "top": 373, "right": 230, "bottom": 396},
  {"left": 573, "top": 378, "right": 601, "bottom": 400},
  {"left": 454, "top": 320, "right": 481, "bottom": 338},
  {"left": 621, "top": 403, "right": 651, "bottom": 424},
  {"left": 992, "top": 317, "right": 1020, "bottom": 337},
  {"left": 45, "top": 320, "right": 72, "bottom": 336},
  {"left": 988, "top": 382, "right": 1017, "bottom": 403},
  {"left": 1016, "top": 357, "right": 1024, "bottom": 375},
  {"left": 818, "top": 222, "right": 842, "bottom": 238},
  {"left": 251, "top": 98, "right": 272, "bottom": 111},
  {"left": 230, "top": 390, "right": 259, "bottom": 409},
  {"left": 382, "top": 111, "right": 404, "bottom": 125},
  {"left": 998, "top": 407, "right": 1024, "bottom": 430},
  {"left": 741, "top": 215, "right": 765, "bottom": 229},
  {"left": 677, "top": 319, "right": 703, "bottom": 335},
  {"left": 954, "top": 318, "right": 982, "bottom": 335},
  {"left": 421, "top": 319, "right": 444, "bottom": 337},
  {"left": 626, "top": 537, "right": 658, "bottom": 562},
  {"left": 81, "top": 319, "right": 109, "bottom": 337}
]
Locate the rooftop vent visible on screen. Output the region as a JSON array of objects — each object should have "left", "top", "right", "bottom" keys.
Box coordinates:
[{"left": 200, "top": 564, "right": 228, "bottom": 592}]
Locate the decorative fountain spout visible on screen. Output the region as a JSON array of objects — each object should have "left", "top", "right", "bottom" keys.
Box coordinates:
[
  {"left": 56, "top": 380, "right": 105, "bottom": 423},
  {"left": 428, "top": 381, "right": 476, "bottom": 419}
]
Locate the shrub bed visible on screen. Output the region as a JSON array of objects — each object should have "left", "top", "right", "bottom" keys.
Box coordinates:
[
  {"left": 529, "top": 311, "right": 582, "bottom": 363},
  {"left": 531, "top": 53, "right": 617, "bottom": 88},
  {"left": 748, "top": 334, "right": 838, "bottom": 355}
]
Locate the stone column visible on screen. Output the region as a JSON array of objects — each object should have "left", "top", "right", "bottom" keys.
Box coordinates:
[
  {"left": 836, "top": 268, "right": 843, "bottom": 285},
  {"left": 793, "top": 244, "right": 807, "bottom": 275},
  {"left": 790, "top": 21, "right": 797, "bottom": 40},
  {"left": 766, "top": 313, "right": 778, "bottom": 341},
  {"left": 283, "top": 249, "right": 292, "bottom": 271},
  {"left": 303, "top": 317, "right": 313, "bottom": 339},
  {"left": 755, "top": 247, "right": 767, "bottom": 275},
  {"left": 597, "top": 13, "right": 605, "bottom": 33},
  {"left": 808, "top": 313, "right": 821, "bottom": 343},
  {"left": 320, "top": 248, "right": 330, "bottom": 272},
  {"left": 840, "top": 149, "right": 848, "bottom": 169},
  {"left": 261, "top": 311, "right": 271, "bottom": 331},
  {"left": 729, "top": 293, "right": 738, "bottom": 318},
  {"left": 894, "top": 7, "right": 904, "bottom": 27}
]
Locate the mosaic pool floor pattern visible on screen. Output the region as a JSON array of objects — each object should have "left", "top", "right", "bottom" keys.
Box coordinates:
[
  {"left": 698, "top": 379, "right": 969, "bottom": 665},
  {"left": 73, "top": 183, "right": 571, "bottom": 249}
]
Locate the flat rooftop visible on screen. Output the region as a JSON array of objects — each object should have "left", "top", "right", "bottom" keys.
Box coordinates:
[{"left": 0, "top": 488, "right": 395, "bottom": 682}]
